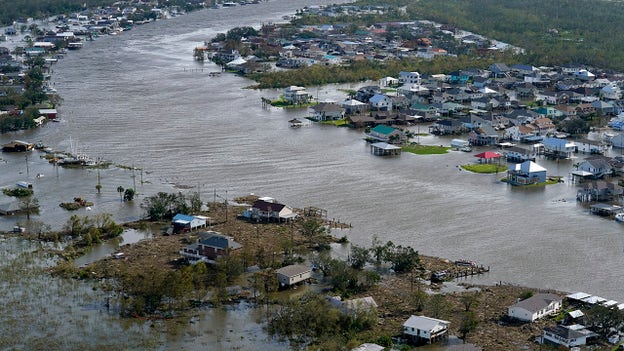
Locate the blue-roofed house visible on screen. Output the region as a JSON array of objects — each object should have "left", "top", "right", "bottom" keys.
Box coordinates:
[
  {"left": 366, "top": 125, "right": 406, "bottom": 144},
  {"left": 172, "top": 213, "right": 208, "bottom": 234},
  {"left": 179, "top": 231, "right": 242, "bottom": 263},
  {"left": 369, "top": 94, "right": 392, "bottom": 111}
]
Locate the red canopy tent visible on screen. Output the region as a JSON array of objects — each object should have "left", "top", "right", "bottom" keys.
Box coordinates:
[{"left": 474, "top": 151, "right": 503, "bottom": 163}]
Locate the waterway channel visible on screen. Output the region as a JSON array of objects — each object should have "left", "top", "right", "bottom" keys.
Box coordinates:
[{"left": 0, "top": 0, "right": 624, "bottom": 348}]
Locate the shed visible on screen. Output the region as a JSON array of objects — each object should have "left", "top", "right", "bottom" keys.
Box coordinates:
[
  {"left": 370, "top": 142, "right": 401, "bottom": 156},
  {"left": 275, "top": 264, "right": 311, "bottom": 288}
]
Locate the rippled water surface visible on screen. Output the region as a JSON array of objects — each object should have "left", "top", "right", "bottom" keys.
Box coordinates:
[{"left": 0, "top": 3, "right": 623, "bottom": 346}]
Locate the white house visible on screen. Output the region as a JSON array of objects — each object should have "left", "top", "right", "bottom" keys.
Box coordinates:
[
  {"left": 275, "top": 264, "right": 311, "bottom": 288},
  {"left": 506, "top": 161, "right": 547, "bottom": 185},
  {"left": 508, "top": 293, "right": 562, "bottom": 322},
  {"left": 398, "top": 71, "right": 422, "bottom": 85},
  {"left": 171, "top": 213, "right": 208, "bottom": 234},
  {"left": 402, "top": 315, "right": 450, "bottom": 344},
  {"left": 379, "top": 76, "right": 399, "bottom": 87},
  {"left": 248, "top": 199, "right": 297, "bottom": 222},
  {"left": 283, "top": 86, "right": 312, "bottom": 104},
  {"left": 575, "top": 138, "right": 608, "bottom": 155},
  {"left": 601, "top": 82, "right": 622, "bottom": 100},
  {"left": 542, "top": 325, "right": 597, "bottom": 348}
]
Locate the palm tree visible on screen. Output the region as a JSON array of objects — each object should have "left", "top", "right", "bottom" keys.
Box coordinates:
[{"left": 117, "top": 186, "right": 124, "bottom": 202}]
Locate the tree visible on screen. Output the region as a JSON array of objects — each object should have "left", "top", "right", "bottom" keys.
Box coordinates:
[
  {"left": 461, "top": 292, "right": 480, "bottom": 312},
  {"left": 19, "top": 196, "right": 39, "bottom": 220},
  {"left": 189, "top": 191, "right": 202, "bottom": 213},
  {"left": 349, "top": 244, "right": 370, "bottom": 270},
  {"left": 459, "top": 311, "right": 479, "bottom": 342},
  {"left": 123, "top": 188, "right": 135, "bottom": 201},
  {"left": 586, "top": 304, "right": 624, "bottom": 337},
  {"left": 117, "top": 186, "right": 124, "bottom": 202},
  {"left": 426, "top": 294, "right": 449, "bottom": 319}
]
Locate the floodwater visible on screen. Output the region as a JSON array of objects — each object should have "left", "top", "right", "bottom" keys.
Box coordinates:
[{"left": 0, "top": 0, "right": 623, "bottom": 348}]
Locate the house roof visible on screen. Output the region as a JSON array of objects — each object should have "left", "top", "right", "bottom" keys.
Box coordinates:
[
  {"left": 509, "top": 160, "right": 546, "bottom": 173},
  {"left": 403, "top": 315, "right": 450, "bottom": 331},
  {"left": 275, "top": 264, "right": 311, "bottom": 277},
  {"left": 510, "top": 293, "right": 561, "bottom": 313},
  {"left": 370, "top": 125, "right": 396, "bottom": 135},
  {"left": 252, "top": 199, "right": 286, "bottom": 212},
  {"left": 350, "top": 343, "right": 384, "bottom": 351},
  {"left": 474, "top": 151, "right": 502, "bottom": 159},
  {"left": 199, "top": 232, "right": 242, "bottom": 250},
  {"left": 172, "top": 213, "right": 196, "bottom": 224}
]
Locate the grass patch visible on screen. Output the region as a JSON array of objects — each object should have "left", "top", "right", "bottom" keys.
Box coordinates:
[
  {"left": 461, "top": 163, "right": 507, "bottom": 173},
  {"left": 401, "top": 144, "right": 450, "bottom": 155},
  {"left": 501, "top": 178, "right": 562, "bottom": 186},
  {"left": 320, "top": 119, "right": 349, "bottom": 127},
  {"left": 270, "top": 98, "right": 317, "bottom": 108}
]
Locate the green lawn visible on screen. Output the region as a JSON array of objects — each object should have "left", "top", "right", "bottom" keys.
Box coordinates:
[
  {"left": 402, "top": 144, "right": 450, "bottom": 155},
  {"left": 461, "top": 163, "right": 507, "bottom": 173},
  {"left": 320, "top": 119, "right": 350, "bottom": 126}
]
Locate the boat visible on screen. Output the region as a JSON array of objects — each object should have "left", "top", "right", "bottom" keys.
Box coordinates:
[{"left": 615, "top": 213, "right": 624, "bottom": 222}]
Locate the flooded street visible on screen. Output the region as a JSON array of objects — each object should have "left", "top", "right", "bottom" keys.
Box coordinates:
[{"left": 0, "top": 0, "right": 624, "bottom": 348}]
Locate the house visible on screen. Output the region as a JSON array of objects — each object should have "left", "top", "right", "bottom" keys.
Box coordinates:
[
  {"left": 506, "top": 161, "right": 547, "bottom": 185},
  {"left": 247, "top": 199, "right": 297, "bottom": 222},
  {"left": 369, "top": 94, "right": 393, "bottom": 111},
  {"left": 38, "top": 108, "right": 58, "bottom": 119},
  {"left": 468, "top": 124, "right": 500, "bottom": 146},
  {"left": 507, "top": 293, "right": 562, "bottom": 322},
  {"left": 328, "top": 296, "right": 378, "bottom": 316},
  {"left": 402, "top": 315, "right": 450, "bottom": 344},
  {"left": 610, "top": 133, "right": 624, "bottom": 148},
  {"left": 575, "top": 138, "right": 608, "bottom": 155},
  {"left": 504, "top": 124, "right": 537, "bottom": 142},
  {"left": 2, "top": 140, "right": 34, "bottom": 152},
  {"left": 310, "top": 102, "right": 345, "bottom": 121},
  {"left": 398, "top": 71, "right": 422, "bottom": 85},
  {"left": 283, "top": 86, "right": 312, "bottom": 104},
  {"left": 171, "top": 213, "right": 208, "bottom": 233},
  {"left": 542, "top": 325, "right": 597, "bottom": 348},
  {"left": 342, "top": 99, "right": 369, "bottom": 115},
  {"left": 503, "top": 145, "right": 538, "bottom": 162},
  {"left": 366, "top": 125, "right": 406, "bottom": 144},
  {"left": 379, "top": 76, "right": 399, "bottom": 87},
  {"left": 179, "top": 231, "right": 242, "bottom": 263},
  {"left": 275, "top": 264, "right": 311, "bottom": 288},
  {"left": 576, "top": 157, "right": 614, "bottom": 178},
  {"left": 429, "top": 119, "right": 465, "bottom": 135},
  {"left": 542, "top": 137, "right": 576, "bottom": 159}
]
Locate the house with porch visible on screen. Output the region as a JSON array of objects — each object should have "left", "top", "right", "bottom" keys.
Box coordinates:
[
  {"left": 247, "top": 199, "right": 298, "bottom": 222},
  {"left": 342, "top": 99, "right": 369, "bottom": 115},
  {"left": 506, "top": 161, "right": 547, "bottom": 185},
  {"left": 171, "top": 213, "right": 208, "bottom": 234},
  {"left": 283, "top": 86, "right": 312, "bottom": 104},
  {"left": 542, "top": 137, "right": 576, "bottom": 159},
  {"left": 402, "top": 315, "right": 450, "bottom": 345},
  {"left": 507, "top": 293, "right": 562, "bottom": 322},
  {"left": 369, "top": 94, "right": 393, "bottom": 111},
  {"left": 310, "top": 102, "right": 345, "bottom": 121},
  {"left": 179, "top": 231, "right": 242, "bottom": 264},
  {"left": 429, "top": 119, "right": 465, "bottom": 135},
  {"left": 366, "top": 125, "right": 407, "bottom": 144},
  {"left": 468, "top": 124, "right": 500, "bottom": 146},
  {"left": 504, "top": 124, "right": 537, "bottom": 142},
  {"left": 576, "top": 157, "right": 614, "bottom": 178},
  {"left": 575, "top": 138, "right": 608, "bottom": 155},
  {"left": 275, "top": 264, "right": 312, "bottom": 288},
  {"left": 541, "top": 325, "right": 597, "bottom": 349}
]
